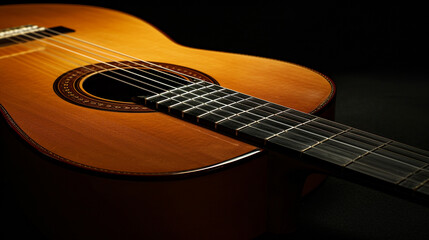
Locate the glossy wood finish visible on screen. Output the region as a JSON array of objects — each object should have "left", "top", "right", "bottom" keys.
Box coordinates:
[
  {"left": 0, "top": 4, "right": 334, "bottom": 175},
  {"left": 0, "top": 4, "right": 336, "bottom": 239}
]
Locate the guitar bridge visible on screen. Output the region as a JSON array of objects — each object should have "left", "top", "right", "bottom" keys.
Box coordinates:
[
  {"left": 0, "top": 25, "right": 46, "bottom": 39},
  {"left": 0, "top": 25, "right": 75, "bottom": 47}
]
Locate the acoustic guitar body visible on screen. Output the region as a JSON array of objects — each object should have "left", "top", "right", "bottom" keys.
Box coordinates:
[{"left": 0, "top": 4, "right": 335, "bottom": 239}]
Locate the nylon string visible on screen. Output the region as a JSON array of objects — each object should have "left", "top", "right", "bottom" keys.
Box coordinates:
[{"left": 6, "top": 27, "right": 429, "bottom": 186}]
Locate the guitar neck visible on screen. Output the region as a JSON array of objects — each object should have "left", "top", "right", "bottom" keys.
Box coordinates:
[{"left": 134, "top": 80, "right": 429, "bottom": 203}]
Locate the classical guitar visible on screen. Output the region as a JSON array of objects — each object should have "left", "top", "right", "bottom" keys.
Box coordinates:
[{"left": 1, "top": 4, "right": 428, "bottom": 240}]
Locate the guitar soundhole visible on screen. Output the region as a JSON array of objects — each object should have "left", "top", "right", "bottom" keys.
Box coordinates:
[
  {"left": 82, "top": 68, "right": 180, "bottom": 103},
  {"left": 54, "top": 61, "right": 218, "bottom": 112}
]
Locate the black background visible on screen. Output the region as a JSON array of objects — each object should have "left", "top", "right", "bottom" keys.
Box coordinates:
[{"left": 2, "top": 1, "right": 429, "bottom": 239}]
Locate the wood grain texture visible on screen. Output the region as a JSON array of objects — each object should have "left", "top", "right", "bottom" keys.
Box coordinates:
[{"left": 0, "top": 4, "right": 334, "bottom": 175}]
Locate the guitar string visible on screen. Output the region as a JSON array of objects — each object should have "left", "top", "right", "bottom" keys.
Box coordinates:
[
  {"left": 17, "top": 32, "right": 180, "bottom": 92},
  {"left": 9, "top": 30, "right": 429, "bottom": 185},
  {"left": 13, "top": 29, "right": 429, "bottom": 184},
  {"left": 44, "top": 27, "right": 205, "bottom": 85},
  {"left": 39, "top": 30, "right": 429, "bottom": 158},
  {"left": 9, "top": 35, "right": 160, "bottom": 95},
  {"left": 41, "top": 30, "right": 194, "bottom": 88},
  {"left": 8, "top": 26, "right": 193, "bottom": 87},
  {"left": 41, "top": 31, "right": 429, "bottom": 174},
  {"left": 15, "top": 30, "right": 429, "bottom": 184},
  {"left": 42, "top": 32, "right": 428, "bottom": 186}
]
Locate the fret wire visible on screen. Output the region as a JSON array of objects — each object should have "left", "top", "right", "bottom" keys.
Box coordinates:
[
  {"left": 165, "top": 85, "right": 263, "bottom": 126},
  {"left": 183, "top": 90, "right": 252, "bottom": 120},
  {"left": 416, "top": 177, "right": 429, "bottom": 190},
  {"left": 213, "top": 101, "right": 314, "bottom": 138},
  {"left": 321, "top": 130, "right": 429, "bottom": 176},
  {"left": 264, "top": 116, "right": 319, "bottom": 144},
  {"left": 343, "top": 140, "right": 394, "bottom": 167},
  {"left": 387, "top": 142, "right": 429, "bottom": 163},
  {"left": 148, "top": 86, "right": 429, "bottom": 178},
  {"left": 348, "top": 140, "right": 419, "bottom": 183},
  {"left": 308, "top": 132, "right": 429, "bottom": 179},
  {"left": 411, "top": 168, "right": 429, "bottom": 190},
  {"left": 298, "top": 125, "right": 429, "bottom": 184},
  {"left": 182, "top": 90, "right": 429, "bottom": 175},
  {"left": 232, "top": 109, "right": 298, "bottom": 136},
  {"left": 306, "top": 142, "right": 426, "bottom": 186},
  {"left": 156, "top": 85, "right": 306, "bottom": 140},
  {"left": 154, "top": 84, "right": 311, "bottom": 137},
  {"left": 147, "top": 96, "right": 429, "bottom": 188},
  {"left": 304, "top": 124, "right": 429, "bottom": 175},
  {"left": 301, "top": 127, "right": 353, "bottom": 152},
  {"left": 356, "top": 145, "right": 429, "bottom": 186},
  {"left": 363, "top": 144, "right": 429, "bottom": 175},
  {"left": 169, "top": 84, "right": 275, "bottom": 125},
  {"left": 336, "top": 131, "right": 385, "bottom": 150},
  {"left": 348, "top": 159, "right": 411, "bottom": 184},
  {"left": 398, "top": 163, "right": 429, "bottom": 189},
  {"left": 174, "top": 87, "right": 315, "bottom": 137},
  {"left": 228, "top": 103, "right": 273, "bottom": 132}
]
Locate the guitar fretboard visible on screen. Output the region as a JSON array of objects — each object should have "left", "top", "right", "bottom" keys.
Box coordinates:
[{"left": 134, "top": 81, "right": 429, "bottom": 202}]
